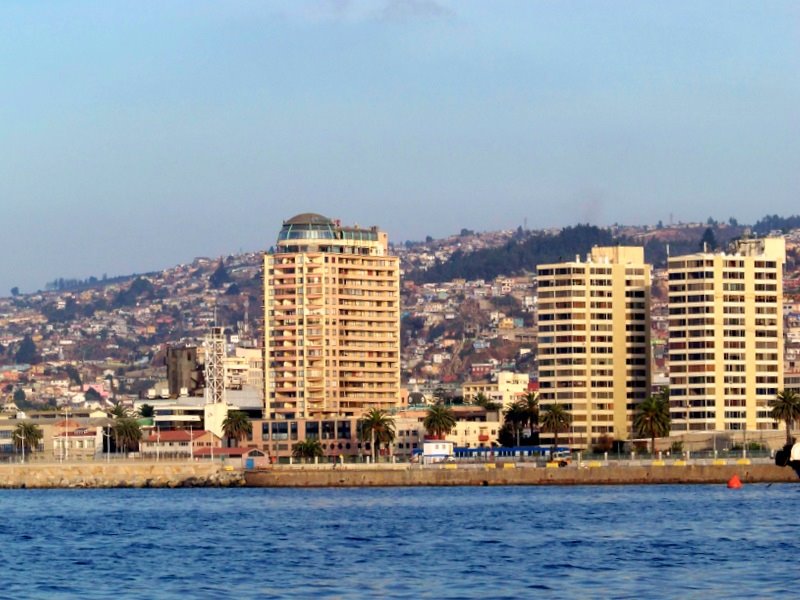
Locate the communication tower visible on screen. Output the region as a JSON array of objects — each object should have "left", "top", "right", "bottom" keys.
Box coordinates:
[{"left": 204, "top": 326, "right": 226, "bottom": 404}]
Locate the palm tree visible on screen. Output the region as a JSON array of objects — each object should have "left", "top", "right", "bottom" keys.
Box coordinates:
[
  {"left": 292, "top": 439, "right": 323, "bottom": 462},
  {"left": 770, "top": 389, "right": 800, "bottom": 444},
  {"left": 222, "top": 410, "right": 253, "bottom": 447},
  {"left": 113, "top": 417, "right": 142, "bottom": 453},
  {"left": 473, "top": 392, "right": 502, "bottom": 412},
  {"left": 633, "top": 393, "right": 671, "bottom": 455},
  {"left": 521, "top": 391, "right": 539, "bottom": 438},
  {"left": 504, "top": 401, "right": 527, "bottom": 446},
  {"left": 540, "top": 404, "right": 572, "bottom": 452},
  {"left": 109, "top": 402, "right": 129, "bottom": 419},
  {"left": 139, "top": 404, "right": 155, "bottom": 418},
  {"left": 14, "top": 422, "right": 43, "bottom": 455},
  {"left": 423, "top": 405, "right": 457, "bottom": 439},
  {"left": 357, "top": 409, "right": 396, "bottom": 462}
]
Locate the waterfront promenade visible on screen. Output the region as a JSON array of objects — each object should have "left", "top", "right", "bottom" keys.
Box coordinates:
[
  {"left": 246, "top": 459, "right": 800, "bottom": 487},
  {"left": 0, "top": 460, "right": 244, "bottom": 488},
  {"left": 0, "top": 457, "right": 797, "bottom": 488}
]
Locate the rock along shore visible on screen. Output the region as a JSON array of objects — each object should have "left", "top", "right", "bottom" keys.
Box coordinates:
[
  {"left": 0, "top": 462, "right": 245, "bottom": 489},
  {"left": 245, "top": 463, "right": 800, "bottom": 487}
]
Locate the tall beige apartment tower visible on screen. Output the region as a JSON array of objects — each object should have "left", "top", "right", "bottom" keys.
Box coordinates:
[
  {"left": 263, "top": 213, "right": 401, "bottom": 420},
  {"left": 668, "top": 237, "right": 785, "bottom": 433},
  {"left": 537, "top": 247, "right": 651, "bottom": 448}
]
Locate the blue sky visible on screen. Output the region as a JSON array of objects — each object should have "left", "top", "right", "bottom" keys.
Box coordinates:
[{"left": 1, "top": 1, "right": 798, "bottom": 293}]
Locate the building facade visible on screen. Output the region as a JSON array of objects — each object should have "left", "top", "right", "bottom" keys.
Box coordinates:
[
  {"left": 537, "top": 246, "right": 651, "bottom": 448},
  {"left": 462, "top": 371, "right": 530, "bottom": 408},
  {"left": 263, "top": 213, "right": 401, "bottom": 419},
  {"left": 668, "top": 238, "right": 785, "bottom": 433},
  {"left": 248, "top": 406, "right": 499, "bottom": 461}
]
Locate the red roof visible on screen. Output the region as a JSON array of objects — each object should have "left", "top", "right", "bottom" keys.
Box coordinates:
[{"left": 144, "top": 429, "right": 210, "bottom": 443}]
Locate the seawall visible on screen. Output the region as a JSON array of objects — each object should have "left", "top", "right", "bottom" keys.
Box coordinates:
[
  {"left": 0, "top": 461, "right": 245, "bottom": 489},
  {"left": 245, "top": 463, "right": 800, "bottom": 487}
]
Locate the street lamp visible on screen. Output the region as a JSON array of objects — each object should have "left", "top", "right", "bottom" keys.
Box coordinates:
[
  {"left": 14, "top": 432, "right": 25, "bottom": 464},
  {"left": 63, "top": 405, "right": 71, "bottom": 462},
  {"left": 102, "top": 424, "right": 113, "bottom": 463}
]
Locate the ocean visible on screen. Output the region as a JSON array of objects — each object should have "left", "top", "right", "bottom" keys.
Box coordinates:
[{"left": 1, "top": 484, "right": 797, "bottom": 598}]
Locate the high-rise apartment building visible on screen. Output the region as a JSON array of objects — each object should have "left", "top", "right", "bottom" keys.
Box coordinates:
[
  {"left": 667, "top": 238, "right": 785, "bottom": 433},
  {"left": 263, "top": 213, "right": 401, "bottom": 419},
  {"left": 537, "top": 247, "right": 651, "bottom": 448}
]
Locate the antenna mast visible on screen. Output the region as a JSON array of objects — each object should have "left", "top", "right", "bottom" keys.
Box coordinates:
[{"left": 204, "top": 326, "right": 225, "bottom": 405}]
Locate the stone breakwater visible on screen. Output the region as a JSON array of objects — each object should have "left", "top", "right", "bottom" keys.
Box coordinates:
[
  {"left": 245, "top": 463, "right": 800, "bottom": 487},
  {"left": 0, "top": 462, "right": 245, "bottom": 489}
]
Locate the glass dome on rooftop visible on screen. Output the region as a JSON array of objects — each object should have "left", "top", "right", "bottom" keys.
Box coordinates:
[{"left": 277, "top": 213, "right": 336, "bottom": 241}]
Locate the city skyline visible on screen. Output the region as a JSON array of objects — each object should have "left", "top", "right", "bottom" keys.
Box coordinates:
[{"left": 2, "top": 1, "right": 798, "bottom": 293}]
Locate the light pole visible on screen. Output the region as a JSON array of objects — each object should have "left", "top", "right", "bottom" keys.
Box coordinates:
[
  {"left": 63, "top": 405, "right": 70, "bottom": 463},
  {"left": 103, "top": 424, "right": 112, "bottom": 463},
  {"left": 14, "top": 432, "right": 25, "bottom": 464}
]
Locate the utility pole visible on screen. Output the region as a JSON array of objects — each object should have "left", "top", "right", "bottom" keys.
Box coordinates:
[{"left": 15, "top": 431, "right": 25, "bottom": 464}]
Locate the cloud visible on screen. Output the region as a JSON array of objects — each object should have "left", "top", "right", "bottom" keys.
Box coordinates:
[
  {"left": 281, "top": 1, "right": 454, "bottom": 24},
  {"left": 378, "top": 0, "right": 455, "bottom": 22},
  {"left": 310, "top": 0, "right": 354, "bottom": 20}
]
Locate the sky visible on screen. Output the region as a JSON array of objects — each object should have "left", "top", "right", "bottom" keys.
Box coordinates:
[{"left": 1, "top": 1, "right": 799, "bottom": 293}]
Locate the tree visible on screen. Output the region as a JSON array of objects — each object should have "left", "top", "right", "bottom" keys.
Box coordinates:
[
  {"left": 139, "top": 404, "right": 155, "bottom": 418},
  {"left": 113, "top": 418, "right": 141, "bottom": 453},
  {"left": 292, "top": 439, "right": 323, "bottom": 461},
  {"left": 504, "top": 401, "right": 527, "bottom": 447},
  {"left": 497, "top": 422, "right": 517, "bottom": 447},
  {"left": 222, "top": 410, "right": 252, "bottom": 447},
  {"left": 357, "top": 409, "right": 395, "bottom": 462},
  {"left": 700, "top": 227, "right": 717, "bottom": 251},
  {"left": 14, "top": 335, "right": 39, "bottom": 365},
  {"left": 412, "top": 224, "right": 617, "bottom": 284},
  {"left": 112, "top": 276, "right": 155, "bottom": 308},
  {"left": 633, "top": 393, "right": 671, "bottom": 455},
  {"left": 10, "top": 287, "right": 19, "bottom": 297},
  {"left": 472, "top": 392, "right": 502, "bottom": 412},
  {"left": 209, "top": 260, "right": 231, "bottom": 289},
  {"left": 431, "top": 386, "right": 444, "bottom": 404},
  {"left": 423, "top": 405, "right": 457, "bottom": 439},
  {"left": 64, "top": 365, "right": 82, "bottom": 387},
  {"left": 14, "top": 422, "right": 43, "bottom": 455},
  {"left": 12, "top": 388, "right": 25, "bottom": 406},
  {"left": 521, "top": 392, "right": 539, "bottom": 437},
  {"left": 540, "top": 404, "right": 572, "bottom": 452},
  {"left": 770, "top": 390, "right": 800, "bottom": 445},
  {"left": 85, "top": 387, "right": 103, "bottom": 404},
  {"left": 107, "top": 401, "right": 128, "bottom": 418}
]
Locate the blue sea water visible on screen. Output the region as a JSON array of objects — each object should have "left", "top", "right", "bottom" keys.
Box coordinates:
[{"left": 0, "top": 484, "right": 797, "bottom": 599}]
